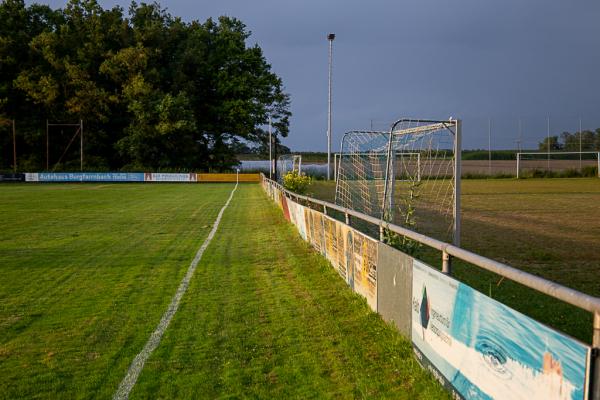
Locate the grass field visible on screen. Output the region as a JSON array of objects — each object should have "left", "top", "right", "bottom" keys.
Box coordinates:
[
  {"left": 0, "top": 183, "right": 448, "bottom": 399},
  {"left": 310, "top": 178, "right": 600, "bottom": 343}
]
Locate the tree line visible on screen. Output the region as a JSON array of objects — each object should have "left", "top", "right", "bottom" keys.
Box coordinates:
[
  {"left": 0, "top": 0, "right": 291, "bottom": 172},
  {"left": 538, "top": 129, "right": 600, "bottom": 152}
]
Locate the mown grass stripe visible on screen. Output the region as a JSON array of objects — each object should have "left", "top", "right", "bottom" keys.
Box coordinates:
[{"left": 113, "top": 183, "right": 238, "bottom": 400}]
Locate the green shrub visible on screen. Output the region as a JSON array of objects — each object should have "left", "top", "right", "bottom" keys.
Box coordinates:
[
  {"left": 283, "top": 171, "right": 312, "bottom": 194},
  {"left": 582, "top": 166, "right": 598, "bottom": 177}
]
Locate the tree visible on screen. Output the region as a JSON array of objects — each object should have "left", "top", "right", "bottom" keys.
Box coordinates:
[
  {"left": 538, "top": 135, "right": 562, "bottom": 151},
  {"left": 0, "top": 0, "right": 291, "bottom": 171},
  {"left": 560, "top": 131, "right": 579, "bottom": 151}
]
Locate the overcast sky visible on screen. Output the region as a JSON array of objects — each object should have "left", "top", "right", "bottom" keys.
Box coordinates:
[{"left": 32, "top": 0, "right": 600, "bottom": 150}]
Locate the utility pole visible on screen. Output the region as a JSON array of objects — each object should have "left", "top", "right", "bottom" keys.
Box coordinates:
[
  {"left": 515, "top": 118, "right": 523, "bottom": 154},
  {"left": 547, "top": 116, "right": 550, "bottom": 170},
  {"left": 579, "top": 117, "right": 582, "bottom": 169},
  {"left": 268, "top": 116, "right": 272, "bottom": 180},
  {"left": 12, "top": 120, "right": 16, "bottom": 173},
  {"left": 80, "top": 119, "right": 83, "bottom": 171},
  {"left": 488, "top": 118, "right": 492, "bottom": 176},
  {"left": 327, "top": 33, "right": 335, "bottom": 180}
]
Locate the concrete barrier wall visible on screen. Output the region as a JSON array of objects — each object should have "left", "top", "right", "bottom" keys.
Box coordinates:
[{"left": 377, "top": 243, "right": 413, "bottom": 337}]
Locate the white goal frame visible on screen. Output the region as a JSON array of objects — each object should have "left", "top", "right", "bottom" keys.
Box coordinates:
[
  {"left": 516, "top": 151, "right": 600, "bottom": 179},
  {"left": 277, "top": 154, "right": 302, "bottom": 182}
]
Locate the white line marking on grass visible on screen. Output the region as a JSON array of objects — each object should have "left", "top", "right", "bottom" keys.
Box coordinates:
[{"left": 113, "top": 183, "right": 238, "bottom": 400}]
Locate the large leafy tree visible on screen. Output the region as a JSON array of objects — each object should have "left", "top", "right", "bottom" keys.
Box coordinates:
[
  {"left": 542, "top": 130, "right": 600, "bottom": 152},
  {"left": 0, "top": 0, "right": 290, "bottom": 171}
]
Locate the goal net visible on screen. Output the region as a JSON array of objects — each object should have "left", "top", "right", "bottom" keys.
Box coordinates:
[
  {"left": 335, "top": 118, "right": 461, "bottom": 245},
  {"left": 517, "top": 152, "right": 600, "bottom": 178},
  {"left": 334, "top": 152, "right": 422, "bottom": 182},
  {"left": 277, "top": 154, "right": 302, "bottom": 183}
]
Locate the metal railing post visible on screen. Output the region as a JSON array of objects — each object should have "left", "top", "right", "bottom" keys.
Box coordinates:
[
  {"left": 345, "top": 212, "right": 350, "bottom": 226},
  {"left": 379, "top": 225, "right": 385, "bottom": 242},
  {"left": 592, "top": 312, "right": 600, "bottom": 400},
  {"left": 442, "top": 251, "right": 452, "bottom": 275}
]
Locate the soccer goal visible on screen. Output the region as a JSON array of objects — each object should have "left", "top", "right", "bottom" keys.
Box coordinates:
[
  {"left": 277, "top": 154, "right": 302, "bottom": 183},
  {"left": 516, "top": 152, "right": 600, "bottom": 179},
  {"left": 335, "top": 118, "right": 461, "bottom": 245}
]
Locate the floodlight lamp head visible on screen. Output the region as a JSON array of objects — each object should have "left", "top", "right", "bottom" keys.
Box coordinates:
[{"left": 327, "top": 33, "right": 335, "bottom": 41}]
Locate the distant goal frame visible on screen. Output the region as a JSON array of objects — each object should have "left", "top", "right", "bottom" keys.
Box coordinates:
[{"left": 516, "top": 151, "right": 600, "bottom": 179}]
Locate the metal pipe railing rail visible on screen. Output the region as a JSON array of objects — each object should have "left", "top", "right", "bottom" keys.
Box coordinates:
[
  {"left": 263, "top": 173, "right": 600, "bottom": 398},
  {"left": 267, "top": 176, "right": 600, "bottom": 313}
]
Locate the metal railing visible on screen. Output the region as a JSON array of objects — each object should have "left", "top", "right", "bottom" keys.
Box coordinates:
[{"left": 261, "top": 174, "right": 600, "bottom": 399}]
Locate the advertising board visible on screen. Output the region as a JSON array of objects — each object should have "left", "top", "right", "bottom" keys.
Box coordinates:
[
  {"left": 34, "top": 172, "right": 144, "bottom": 182},
  {"left": 411, "top": 260, "right": 590, "bottom": 400}
]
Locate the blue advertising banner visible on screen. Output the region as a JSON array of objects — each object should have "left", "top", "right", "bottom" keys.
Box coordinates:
[
  {"left": 37, "top": 172, "right": 144, "bottom": 182},
  {"left": 411, "top": 260, "right": 590, "bottom": 400}
]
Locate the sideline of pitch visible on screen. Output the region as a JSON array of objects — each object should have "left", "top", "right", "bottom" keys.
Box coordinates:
[{"left": 112, "top": 182, "right": 239, "bottom": 400}]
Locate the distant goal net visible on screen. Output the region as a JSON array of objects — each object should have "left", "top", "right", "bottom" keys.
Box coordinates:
[
  {"left": 335, "top": 118, "right": 461, "bottom": 245},
  {"left": 277, "top": 154, "right": 302, "bottom": 183},
  {"left": 516, "top": 152, "right": 600, "bottom": 178}
]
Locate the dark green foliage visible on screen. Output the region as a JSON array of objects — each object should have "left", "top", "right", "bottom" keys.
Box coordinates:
[
  {"left": 0, "top": 0, "right": 290, "bottom": 171},
  {"left": 462, "top": 172, "right": 515, "bottom": 179},
  {"left": 539, "top": 129, "right": 600, "bottom": 152},
  {"left": 519, "top": 166, "right": 598, "bottom": 179}
]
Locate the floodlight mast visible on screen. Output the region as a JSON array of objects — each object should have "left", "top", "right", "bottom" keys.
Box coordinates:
[{"left": 327, "top": 33, "right": 335, "bottom": 180}]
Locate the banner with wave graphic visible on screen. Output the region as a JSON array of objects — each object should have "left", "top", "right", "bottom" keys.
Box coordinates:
[{"left": 411, "top": 260, "right": 590, "bottom": 400}]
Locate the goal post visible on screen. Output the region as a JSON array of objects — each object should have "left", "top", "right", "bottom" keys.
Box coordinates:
[
  {"left": 335, "top": 118, "right": 461, "bottom": 246},
  {"left": 277, "top": 154, "right": 302, "bottom": 183},
  {"left": 516, "top": 151, "right": 600, "bottom": 179}
]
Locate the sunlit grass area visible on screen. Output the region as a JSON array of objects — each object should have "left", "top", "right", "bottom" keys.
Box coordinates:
[{"left": 0, "top": 183, "right": 448, "bottom": 399}]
